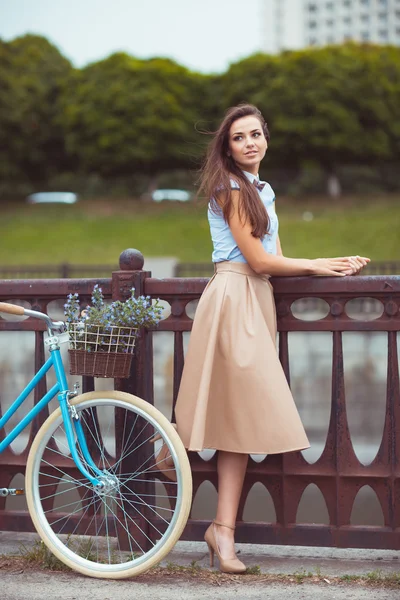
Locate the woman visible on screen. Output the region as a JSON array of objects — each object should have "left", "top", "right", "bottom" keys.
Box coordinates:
[{"left": 174, "top": 104, "right": 369, "bottom": 573}]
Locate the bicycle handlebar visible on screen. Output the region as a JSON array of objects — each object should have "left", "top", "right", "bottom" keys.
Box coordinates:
[
  {"left": 0, "top": 302, "right": 65, "bottom": 333},
  {"left": 0, "top": 302, "right": 25, "bottom": 316}
]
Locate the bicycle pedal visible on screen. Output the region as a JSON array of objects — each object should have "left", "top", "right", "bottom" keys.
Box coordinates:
[{"left": 0, "top": 488, "right": 25, "bottom": 497}]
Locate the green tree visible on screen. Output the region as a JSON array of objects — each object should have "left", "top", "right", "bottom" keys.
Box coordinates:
[
  {"left": 0, "top": 39, "right": 18, "bottom": 184},
  {"left": 61, "top": 53, "right": 213, "bottom": 186},
  {"left": 0, "top": 35, "right": 72, "bottom": 189}
]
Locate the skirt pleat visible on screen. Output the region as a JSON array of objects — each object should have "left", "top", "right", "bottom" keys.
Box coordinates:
[{"left": 175, "top": 262, "right": 310, "bottom": 454}]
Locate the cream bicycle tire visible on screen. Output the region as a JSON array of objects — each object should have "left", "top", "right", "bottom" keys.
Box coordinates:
[{"left": 25, "top": 390, "right": 192, "bottom": 579}]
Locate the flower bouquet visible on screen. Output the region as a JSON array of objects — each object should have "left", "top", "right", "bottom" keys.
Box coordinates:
[{"left": 64, "top": 284, "right": 162, "bottom": 378}]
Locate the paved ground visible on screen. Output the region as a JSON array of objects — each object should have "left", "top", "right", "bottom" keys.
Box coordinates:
[
  {"left": 1, "top": 570, "right": 398, "bottom": 600},
  {"left": 2, "top": 531, "right": 400, "bottom": 599}
]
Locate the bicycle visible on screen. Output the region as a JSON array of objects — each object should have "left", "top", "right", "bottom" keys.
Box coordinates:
[{"left": 0, "top": 302, "right": 192, "bottom": 579}]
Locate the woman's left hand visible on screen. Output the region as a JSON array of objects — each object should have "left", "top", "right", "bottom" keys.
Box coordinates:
[{"left": 343, "top": 255, "right": 370, "bottom": 276}]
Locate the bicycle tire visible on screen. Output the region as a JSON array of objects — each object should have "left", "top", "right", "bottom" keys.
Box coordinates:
[{"left": 25, "top": 390, "right": 192, "bottom": 579}]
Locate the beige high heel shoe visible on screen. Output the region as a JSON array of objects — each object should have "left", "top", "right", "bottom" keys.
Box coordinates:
[
  {"left": 150, "top": 425, "right": 177, "bottom": 482},
  {"left": 204, "top": 520, "right": 246, "bottom": 574}
]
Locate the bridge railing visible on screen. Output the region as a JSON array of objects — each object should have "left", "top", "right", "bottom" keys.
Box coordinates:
[{"left": 0, "top": 248, "right": 399, "bottom": 549}]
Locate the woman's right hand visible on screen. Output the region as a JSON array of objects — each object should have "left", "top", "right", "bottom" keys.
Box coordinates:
[
  {"left": 342, "top": 255, "right": 371, "bottom": 276},
  {"left": 310, "top": 257, "right": 369, "bottom": 277}
]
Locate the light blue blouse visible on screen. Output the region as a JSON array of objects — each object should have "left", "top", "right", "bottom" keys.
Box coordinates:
[{"left": 208, "top": 170, "right": 279, "bottom": 263}]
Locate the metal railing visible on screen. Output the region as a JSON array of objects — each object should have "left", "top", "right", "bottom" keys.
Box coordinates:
[
  {"left": 0, "top": 249, "right": 399, "bottom": 549},
  {"left": 0, "top": 261, "right": 399, "bottom": 280}
]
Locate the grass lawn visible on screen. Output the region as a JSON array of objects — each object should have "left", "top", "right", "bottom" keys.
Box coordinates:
[{"left": 0, "top": 195, "right": 399, "bottom": 266}]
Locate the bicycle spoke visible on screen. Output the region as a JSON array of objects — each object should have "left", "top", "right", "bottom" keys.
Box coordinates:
[
  {"left": 110, "top": 493, "right": 156, "bottom": 547},
  {"left": 48, "top": 492, "right": 96, "bottom": 529},
  {"left": 118, "top": 481, "right": 172, "bottom": 526},
  {"left": 122, "top": 492, "right": 178, "bottom": 500},
  {"left": 40, "top": 484, "right": 86, "bottom": 502},
  {"left": 43, "top": 495, "right": 93, "bottom": 516},
  {"left": 39, "top": 461, "right": 94, "bottom": 492},
  {"left": 120, "top": 475, "right": 177, "bottom": 486},
  {"left": 111, "top": 424, "right": 154, "bottom": 474}
]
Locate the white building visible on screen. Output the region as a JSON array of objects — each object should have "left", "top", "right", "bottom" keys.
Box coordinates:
[{"left": 262, "top": 0, "right": 400, "bottom": 54}]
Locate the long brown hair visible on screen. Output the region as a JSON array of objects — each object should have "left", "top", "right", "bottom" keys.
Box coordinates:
[{"left": 198, "top": 104, "right": 271, "bottom": 238}]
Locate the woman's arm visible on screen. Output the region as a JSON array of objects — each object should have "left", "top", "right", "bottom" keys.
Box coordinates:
[
  {"left": 275, "top": 216, "right": 368, "bottom": 276},
  {"left": 228, "top": 191, "right": 367, "bottom": 277}
]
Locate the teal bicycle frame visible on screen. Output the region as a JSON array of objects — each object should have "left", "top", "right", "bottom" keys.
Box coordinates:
[{"left": 0, "top": 327, "right": 104, "bottom": 489}]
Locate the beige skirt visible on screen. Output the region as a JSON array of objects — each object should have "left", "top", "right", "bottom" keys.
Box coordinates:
[{"left": 175, "top": 262, "right": 310, "bottom": 454}]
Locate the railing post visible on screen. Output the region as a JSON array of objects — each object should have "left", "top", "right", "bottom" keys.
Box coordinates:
[
  {"left": 112, "top": 248, "right": 154, "bottom": 404},
  {"left": 111, "top": 248, "right": 154, "bottom": 551},
  {"left": 61, "top": 263, "right": 70, "bottom": 278}
]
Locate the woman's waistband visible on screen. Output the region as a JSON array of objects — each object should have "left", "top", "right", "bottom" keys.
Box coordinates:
[{"left": 214, "top": 261, "right": 270, "bottom": 279}]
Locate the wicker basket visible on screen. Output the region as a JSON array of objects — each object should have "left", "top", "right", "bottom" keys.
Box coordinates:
[
  {"left": 68, "top": 323, "right": 137, "bottom": 378},
  {"left": 69, "top": 349, "right": 134, "bottom": 378}
]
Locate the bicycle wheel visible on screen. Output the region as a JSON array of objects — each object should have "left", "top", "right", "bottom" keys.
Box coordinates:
[{"left": 25, "top": 390, "right": 192, "bottom": 579}]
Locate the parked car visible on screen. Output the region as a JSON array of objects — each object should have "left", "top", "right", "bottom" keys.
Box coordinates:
[
  {"left": 26, "top": 192, "right": 78, "bottom": 204},
  {"left": 151, "top": 189, "right": 191, "bottom": 202}
]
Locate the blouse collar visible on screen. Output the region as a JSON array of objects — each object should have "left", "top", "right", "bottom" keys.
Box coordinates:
[{"left": 242, "top": 170, "right": 260, "bottom": 184}]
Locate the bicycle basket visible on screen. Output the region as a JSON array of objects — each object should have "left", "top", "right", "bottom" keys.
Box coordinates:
[{"left": 68, "top": 323, "right": 137, "bottom": 378}]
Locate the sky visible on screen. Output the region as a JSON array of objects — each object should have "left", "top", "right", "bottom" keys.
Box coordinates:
[{"left": 0, "top": 0, "right": 263, "bottom": 73}]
